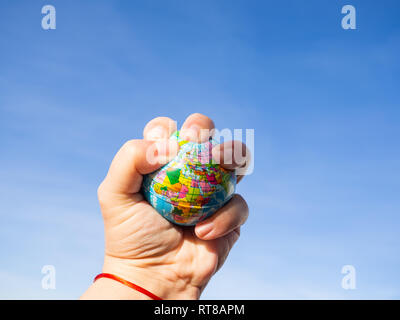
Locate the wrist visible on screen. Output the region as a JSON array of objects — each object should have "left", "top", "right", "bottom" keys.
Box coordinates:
[
  {"left": 102, "top": 254, "right": 201, "bottom": 300},
  {"left": 81, "top": 276, "right": 150, "bottom": 300}
]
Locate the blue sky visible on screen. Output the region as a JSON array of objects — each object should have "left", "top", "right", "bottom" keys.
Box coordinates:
[{"left": 0, "top": 0, "right": 399, "bottom": 299}]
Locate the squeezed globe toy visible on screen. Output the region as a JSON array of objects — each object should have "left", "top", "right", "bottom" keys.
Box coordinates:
[{"left": 142, "top": 131, "right": 236, "bottom": 226}]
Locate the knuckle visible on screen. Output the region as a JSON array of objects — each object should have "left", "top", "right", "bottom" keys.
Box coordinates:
[
  {"left": 234, "top": 194, "right": 249, "bottom": 221},
  {"left": 152, "top": 116, "right": 174, "bottom": 123},
  {"left": 232, "top": 228, "right": 241, "bottom": 241},
  {"left": 189, "top": 112, "right": 205, "bottom": 118},
  {"left": 97, "top": 182, "right": 107, "bottom": 204},
  {"left": 122, "top": 139, "right": 136, "bottom": 149},
  {"left": 188, "top": 113, "right": 214, "bottom": 125},
  {"left": 122, "top": 139, "right": 138, "bottom": 157},
  {"left": 144, "top": 117, "right": 176, "bottom": 133},
  {"left": 97, "top": 182, "right": 113, "bottom": 217}
]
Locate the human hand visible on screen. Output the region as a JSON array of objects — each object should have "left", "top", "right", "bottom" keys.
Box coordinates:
[{"left": 81, "top": 113, "right": 249, "bottom": 300}]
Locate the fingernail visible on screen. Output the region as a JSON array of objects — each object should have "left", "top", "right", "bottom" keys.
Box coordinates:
[
  {"left": 147, "top": 126, "right": 167, "bottom": 141},
  {"left": 181, "top": 124, "right": 200, "bottom": 142},
  {"left": 196, "top": 222, "right": 214, "bottom": 238}
]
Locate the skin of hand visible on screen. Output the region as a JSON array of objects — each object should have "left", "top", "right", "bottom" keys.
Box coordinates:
[{"left": 81, "top": 113, "right": 250, "bottom": 300}]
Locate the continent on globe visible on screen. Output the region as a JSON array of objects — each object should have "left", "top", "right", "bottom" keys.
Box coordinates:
[{"left": 142, "top": 131, "right": 236, "bottom": 226}]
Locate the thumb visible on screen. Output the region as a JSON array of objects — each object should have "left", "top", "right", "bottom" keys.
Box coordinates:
[{"left": 98, "top": 138, "right": 179, "bottom": 203}]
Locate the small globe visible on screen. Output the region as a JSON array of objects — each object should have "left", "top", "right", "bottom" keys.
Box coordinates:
[{"left": 142, "top": 131, "right": 236, "bottom": 226}]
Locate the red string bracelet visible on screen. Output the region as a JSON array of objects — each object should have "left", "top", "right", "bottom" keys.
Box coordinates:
[{"left": 94, "top": 273, "right": 163, "bottom": 300}]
